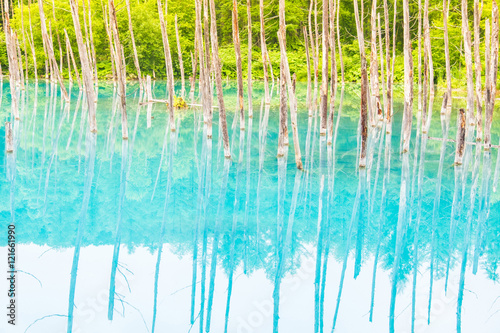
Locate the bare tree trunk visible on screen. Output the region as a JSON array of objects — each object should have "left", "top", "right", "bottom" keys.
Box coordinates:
[
  {"left": 109, "top": 0, "right": 128, "bottom": 140},
  {"left": 233, "top": 0, "right": 245, "bottom": 130},
  {"left": 277, "top": 61, "right": 287, "bottom": 157},
  {"left": 126, "top": 0, "right": 143, "bottom": 87},
  {"left": 310, "top": 0, "right": 319, "bottom": 115},
  {"left": 157, "top": 0, "right": 176, "bottom": 132},
  {"left": 209, "top": 0, "right": 231, "bottom": 158},
  {"left": 38, "top": 0, "right": 69, "bottom": 102},
  {"left": 319, "top": 0, "right": 329, "bottom": 136},
  {"left": 455, "top": 108, "right": 466, "bottom": 165},
  {"left": 336, "top": 0, "right": 344, "bottom": 85},
  {"left": 259, "top": 0, "right": 270, "bottom": 104},
  {"left": 462, "top": 0, "right": 475, "bottom": 127},
  {"left": 370, "top": 0, "right": 381, "bottom": 126},
  {"left": 86, "top": 0, "right": 98, "bottom": 85},
  {"left": 328, "top": 0, "right": 337, "bottom": 144},
  {"left": 69, "top": 0, "right": 97, "bottom": 132},
  {"left": 423, "top": 0, "right": 434, "bottom": 134},
  {"left": 417, "top": 0, "right": 422, "bottom": 119},
  {"left": 103, "top": 3, "right": 116, "bottom": 83},
  {"left": 28, "top": 0, "right": 38, "bottom": 81},
  {"left": 485, "top": 3, "right": 499, "bottom": 149},
  {"left": 175, "top": 15, "right": 185, "bottom": 98},
  {"left": 64, "top": 29, "right": 82, "bottom": 89},
  {"left": 277, "top": 0, "right": 302, "bottom": 169},
  {"left": 304, "top": 26, "right": 312, "bottom": 113},
  {"left": 485, "top": 19, "right": 492, "bottom": 148},
  {"left": 474, "top": 0, "right": 483, "bottom": 141},
  {"left": 5, "top": 121, "right": 13, "bottom": 153},
  {"left": 354, "top": 0, "right": 368, "bottom": 167},
  {"left": 247, "top": 0, "right": 253, "bottom": 117},
  {"left": 377, "top": 14, "right": 386, "bottom": 114},
  {"left": 401, "top": 0, "right": 414, "bottom": 153},
  {"left": 443, "top": 0, "right": 452, "bottom": 114}
]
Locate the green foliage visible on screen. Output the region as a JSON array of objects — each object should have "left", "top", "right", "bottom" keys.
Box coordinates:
[{"left": 0, "top": 0, "right": 498, "bottom": 87}]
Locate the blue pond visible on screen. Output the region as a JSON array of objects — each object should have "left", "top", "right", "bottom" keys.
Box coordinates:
[{"left": 0, "top": 80, "right": 499, "bottom": 332}]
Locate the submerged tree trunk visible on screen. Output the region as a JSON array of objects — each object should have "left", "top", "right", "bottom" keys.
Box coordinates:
[
  {"left": 328, "top": 0, "right": 337, "bottom": 143},
  {"left": 69, "top": 0, "right": 97, "bottom": 132},
  {"left": 423, "top": 0, "right": 434, "bottom": 133},
  {"left": 401, "top": 0, "right": 414, "bottom": 153},
  {"left": 304, "top": 26, "right": 312, "bottom": 113},
  {"left": 485, "top": 3, "right": 499, "bottom": 149},
  {"left": 370, "top": 0, "right": 381, "bottom": 126},
  {"left": 259, "top": 0, "right": 270, "bottom": 104},
  {"left": 319, "top": 0, "right": 329, "bottom": 136},
  {"left": 462, "top": 0, "right": 475, "bottom": 127},
  {"left": 64, "top": 29, "right": 82, "bottom": 89},
  {"left": 175, "top": 15, "right": 185, "bottom": 98},
  {"left": 443, "top": 0, "right": 452, "bottom": 114},
  {"left": 247, "top": 0, "right": 253, "bottom": 117},
  {"left": 474, "top": 0, "right": 483, "bottom": 141},
  {"left": 109, "top": 0, "right": 128, "bottom": 140},
  {"left": 337, "top": 0, "right": 344, "bottom": 85},
  {"left": 233, "top": 0, "right": 245, "bottom": 130},
  {"left": 354, "top": 0, "right": 368, "bottom": 167},
  {"left": 209, "top": 0, "right": 231, "bottom": 158},
  {"left": 455, "top": 108, "right": 466, "bottom": 165}
]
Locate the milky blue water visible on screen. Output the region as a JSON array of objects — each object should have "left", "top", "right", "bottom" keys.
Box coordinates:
[{"left": 1, "top": 80, "right": 499, "bottom": 333}]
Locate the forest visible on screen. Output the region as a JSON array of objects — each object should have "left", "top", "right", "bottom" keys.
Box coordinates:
[{"left": 0, "top": 0, "right": 496, "bottom": 86}]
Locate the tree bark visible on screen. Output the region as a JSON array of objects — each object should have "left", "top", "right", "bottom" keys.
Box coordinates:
[
  {"left": 474, "top": 0, "right": 483, "bottom": 141},
  {"left": 320, "top": 0, "right": 329, "bottom": 136},
  {"left": 109, "top": 0, "right": 128, "bottom": 139},
  {"left": 455, "top": 108, "right": 466, "bottom": 165},
  {"left": 485, "top": 3, "right": 499, "bottom": 150},
  {"left": 233, "top": 0, "right": 245, "bottom": 130},
  {"left": 259, "top": 0, "right": 270, "bottom": 104},
  {"left": 370, "top": 0, "right": 381, "bottom": 126},
  {"left": 401, "top": 0, "right": 414, "bottom": 153},
  {"left": 328, "top": 0, "right": 337, "bottom": 144},
  {"left": 175, "top": 15, "right": 185, "bottom": 98},
  {"left": 247, "top": 0, "right": 253, "bottom": 117},
  {"left": 38, "top": 0, "right": 69, "bottom": 102},
  {"left": 209, "top": 0, "right": 231, "bottom": 158},
  {"left": 126, "top": 0, "right": 143, "bottom": 87},
  {"left": 304, "top": 26, "right": 312, "bottom": 114},
  {"left": 336, "top": 0, "right": 344, "bottom": 85},
  {"left": 485, "top": 19, "right": 492, "bottom": 148},
  {"left": 5, "top": 121, "right": 13, "bottom": 153},
  {"left": 354, "top": 0, "right": 368, "bottom": 167},
  {"left": 64, "top": 29, "right": 82, "bottom": 89},
  {"left": 443, "top": 0, "right": 452, "bottom": 114},
  {"left": 423, "top": 0, "right": 434, "bottom": 133},
  {"left": 69, "top": 0, "right": 97, "bottom": 132},
  {"left": 461, "top": 0, "right": 475, "bottom": 126}
]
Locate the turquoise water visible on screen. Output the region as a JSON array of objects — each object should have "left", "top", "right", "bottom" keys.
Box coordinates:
[{"left": 1, "top": 80, "right": 500, "bottom": 333}]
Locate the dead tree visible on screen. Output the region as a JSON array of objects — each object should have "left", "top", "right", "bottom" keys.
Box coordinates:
[
  {"left": 370, "top": 0, "right": 381, "bottom": 125},
  {"left": 38, "top": 0, "right": 69, "bottom": 102},
  {"left": 277, "top": 0, "right": 302, "bottom": 169},
  {"left": 69, "top": 0, "right": 97, "bottom": 132},
  {"left": 125, "top": 0, "right": 143, "bottom": 87},
  {"left": 462, "top": 0, "right": 475, "bottom": 126},
  {"left": 259, "top": 0, "right": 270, "bottom": 104},
  {"left": 336, "top": 0, "right": 344, "bottom": 85},
  {"left": 328, "top": 0, "right": 337, "bottom": 143},
  {"left": 247, "top": 0, "right": 253, "bottom": 117},
  {"left": 485, "top": 2, "right": 499, "bottom": 150},
  {"left": 455, "top": 108, "right": 466, "bottom": 165},
  {"left": 423, "top": 0, "right": 434, "bottom": 133},
  {"left": 354, "top": 0, "right": 368, "bottom": 167},
  {"left": 109, "top": 0, "right": 128, "bottom": 139},
  {"left": 175, "top": 15, "right": 185, "bottom": 98},
  {"left": 233, "top": 0, "right": 245, "bottom": 130},
  {"left": 443, "top": 0, "right": 452, "bottom": 114},
  {"left": 319, "top": 0, "right": 329, "bottom": 136},
  {"left": 304, "top": 26, "right": 312, "bottom": 112},
  {"left": 64, "top": 29, "right": 82, "bottom": 89},
  {"left": 401, "top": 0, "right": 414, "bottom": 153},
  {"left": 474, "top": 0, "right": 483, "bottom": 141},
  {"left": 209, "top": 0, "right": 231, "bottom": 158},
  {"left": 157, "top": 0, "right": 176, "bottom": 132},
  {"left": 3, "top": 0, "right": 20, "bottom": 120}
]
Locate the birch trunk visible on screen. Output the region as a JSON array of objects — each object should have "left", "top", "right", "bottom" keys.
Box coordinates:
[
  {"left": 233, "top": 0, "right": 245, "bottom": 130},
  {"left": 247, "top": 0, "right": 253, "bottom": 117},
  {"left": 109, "top": 0, "right": 128, "bottom": 140},
  {"left": 259, "top": 0, "right": 270, "bottom": 104},
  {"left": 401, "top": 0, "right": 414, "bottom": 153},
  {"left": 126, "top": 0, "right": 142, "bottom": 87},
  {"left": 69, "top": 0, "right": 97, "bottom": 132},
  {"left": 38, "top": 0, "right": 69, "bottom": 102},
  {"left": 354, "top": 0, "right": 368, "bottom": 167},
  {"left": 462, "top": 0, "right": 475, "bottom": 126},
  {"left": 320, "top": 0, "right": 329, "bottom": 136},
  {"left": 474, "top": 0, "right": 483, "bottom": 141},
  {"left": 175, "top": 15, "right": 185, "bottom": 98},
  {"left": 209, "top": 0, "right": 231, "bottom": 158}
]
